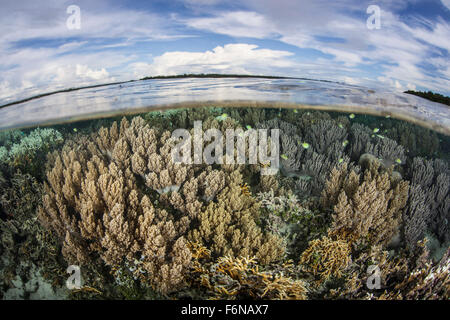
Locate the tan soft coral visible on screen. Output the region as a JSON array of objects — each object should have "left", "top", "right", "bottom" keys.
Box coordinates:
[
  {"left": 321, "top": 161, "right": 409, "bottom": 246},
  {"left": 39, "top": 115, "right": 285, "bottom": 293},
  {"left": 39, "top": 114, "right": 287, "bottom": 293},
  {"left": 189, "top": 170, "right": 285, "bottom": 264},
  {"left": 38, "top": 117, "right": 197, "bottom": 293}
]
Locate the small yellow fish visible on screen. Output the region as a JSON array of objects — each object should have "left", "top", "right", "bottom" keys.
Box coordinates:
[
  {"left": 349, "top": 113, "right": 355, "bottom": 119},
  {"left": 373, "top": 128, "right": 380, "bottom": 133},
  {"left": 73, "top": 128, "right": 78, "bottom": 132},
  {"left": 215, "top": 113, "right": 228, "bottom": 122},
  {"left": 338, "top": 123, "right": 344, "bottom": 129},
  {"left": 281, "top": 154, "right": 289, "bottom": 160},
  {"left": 342, "top": 140, "right": 349, "bottom": 147},
  {"left": 302, "top": 142, "right": 310, "bottom": 149},
  {"left": 293, "top": 109, "right": 298, "bottom": 113},
  {"left": 376, "top": 134, "right": 385, "bottom": 139},
  {"left": 395, "top": 158, "right": 402, "bottom": 164},
  {"left": 246, "top": 125, "right": 252, "bottom": 130},
  {"left": 338, "top": 158, "right": 344, "bottom": 163}
]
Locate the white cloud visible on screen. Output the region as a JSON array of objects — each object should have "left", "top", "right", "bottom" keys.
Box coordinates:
[
  {"left": 0, "top": 2, "right": 187, "bottom": 47},
  {"left": 75, "top": 64, "right": 109, "bottom": 81},
  {"left": 131, "top": 43, "right": 295, "bottom": 78},
  {"left": 442, "top": 0, "right": 450, "bottom": 10},
  {"left": 0, "top": 1, "right": 195, "bottom": 103},
  {"left": 185, "top": 11, "right": 277, "bottom": 38},
  {"left": 183, "top": 4, "right": 449, "bottom": 94},
  {"left": 0, "top": 49, "right": 133, "bottom": 102}
]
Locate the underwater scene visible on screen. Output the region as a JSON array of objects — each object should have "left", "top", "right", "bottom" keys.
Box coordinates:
[
  {"left": 1, "top": 0, "right": 450, "bottom": 306},
  {"left": 0, "top": 104, "right": 448, "bottom": 300}
]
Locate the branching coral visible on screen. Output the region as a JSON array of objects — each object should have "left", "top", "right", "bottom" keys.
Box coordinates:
[
  {"left": 349, "top": 123, "right": 406, "bottom": 167},
  {"left": 404, "top": 157, "right": 450, "bottom": 245},
  {"left": 403, "top": 184, "right": 431, "bottom": 252},
  {"left": 0, "top": 129, "right": 23, "bottom": 148},
  {"left": 321, "top": 161, "right": 409, "bottom": 246},
  {"left": 256, "top": 118, "right": 304, "bottom": 173},
  {"left": 39, "top": 141, "right": 193, "bottom": 294},
  {"left": 305, "top": 119, "right": 347, "bottom": 156},
  {"left": 189, "top": 170, "right": 285, "bottom": 264},
  {"left": 188, "top": 243, "right": 307, "bottom": 300},
  {"left": 299, "top": 236, "right": 351, "bottom": 285},
  {"left": 327, "top": 243, "right": 409, "bottom": 299},
  {"left": 349, "top": 123, "right": 372, "bottom": 161},
  {"left": 256, "top": 118, "right": 348, "bottom": 196},
  {"left": 385, "top": 120, "right": 440, "bottom": 158},
  {"left": 378, "top": 241, "right": 449, "bottom": 300},
  {"left": 365, "top": 136, "right": 406, "bottom": 166},
  {"left": 225, "top": 107, "right": 267, "bottom": 128}
]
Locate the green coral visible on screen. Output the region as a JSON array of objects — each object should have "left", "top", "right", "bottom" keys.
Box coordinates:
[
  {"left": 0, "top": 130, "right": 23, "bottom": 148},
  {"left": 257, "top": 189, "right": 331, "bottom": 259},
  {"left": 0, "top": 146, "right": 8, "bottom": 164},
  {"left": 0, "top": 128, "right": 63, "bottom": 177}
]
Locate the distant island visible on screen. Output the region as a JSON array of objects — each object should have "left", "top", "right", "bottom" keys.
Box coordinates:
[
  {"left": 404, "top": 90, "right": 450, "bottom": 106},
  {"left": 140, "top": 73, "right": 293, "bottom": 80}
]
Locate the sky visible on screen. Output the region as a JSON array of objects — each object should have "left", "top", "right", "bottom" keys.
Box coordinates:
[{"left": 0, "top": 0, "right": 449, "bottom": 104}]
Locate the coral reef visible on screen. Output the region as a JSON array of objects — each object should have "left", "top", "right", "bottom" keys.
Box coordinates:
[
  {"left": 378, "top": 240, "right": 449, "bottom": 300},
  {"left": 299, "top": 236, "right": 351, "bottom": 285},
  {"left": 365, "top": 136, "right": 406, "bottom": 166},
  {"left": 321, "top": 161, "right": 409, "bottom": 246},
  {"left": 385, "top": 121, "right": 440, "bottom": 158},
  {"left": 257, "top": 189, "right": 330, "bottom": 258},
  {"left": 188, "top": 242, "right": 307, "bottom": 300},
  {"left": 38, "top": 118, "right": 195, "bottom": 293},
  {"left": 403, "top": 157, "right": 450, "bottom": 249},
  {"left": 0, "top": 171, "right": 71, "bottom": 300},
  {"left": 256, "top": 117, "right": 347, "bottom": 196},
  {"left": 0, "top": 128, "right": 63, "bottom": 178},
  {"left": 189, "top": 170, "right": 285, "bottom": 264},
  {"left": 38, "top": 115, "right": 284, "bottom": 294},
  {"left": 0, "top": 106, "right": 448, "bottom": 300},
  {"left": 305, "top": 119, "right": 347, "bottom": 156}
]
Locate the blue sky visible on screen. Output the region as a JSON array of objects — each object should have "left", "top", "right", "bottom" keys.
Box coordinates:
[{"left": 0, "top": 0, "right": 449, "bottom": 103}]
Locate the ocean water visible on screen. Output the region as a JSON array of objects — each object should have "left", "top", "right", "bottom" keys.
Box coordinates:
[{"left": 0, "top": 78, "right": 448, "bottom": 300}]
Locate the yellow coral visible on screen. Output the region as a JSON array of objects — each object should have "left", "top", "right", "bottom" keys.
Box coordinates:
[
  {"left": 189, "top": 251, "right": 306, "bottom": 300},
  {"left": 299, "top": 236, "right": 351, "bottom": 285}
]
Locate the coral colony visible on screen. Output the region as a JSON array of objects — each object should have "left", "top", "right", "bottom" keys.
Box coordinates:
[
  {"left": 0, "top": 107, "right": 448, "bottom": 300},
  {"left": 171, "top": 120, "right": 280, "bottom": 175}
]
